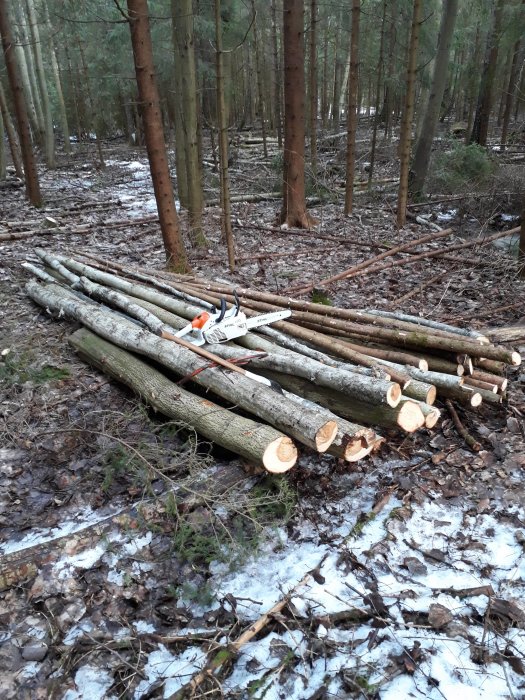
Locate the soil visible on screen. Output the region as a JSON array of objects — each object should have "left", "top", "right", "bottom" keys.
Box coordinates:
[{"left": 1, "top": 136, "right": 525, "bottom": 699}]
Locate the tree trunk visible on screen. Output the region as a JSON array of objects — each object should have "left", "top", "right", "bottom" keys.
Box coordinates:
[
  {"left": 251, "top": 0, "right": 268, "bottom": 158},
  {"left": 281, "top": 0, "right": 313, "bottom": 227},
  {"left": 126, "top": 0, "right": 189, "bottom": 272},
  {"left": 344, "top": 0, "right": 360, "bottom": 215},
  {"left": 320, "top": 15, "right": 329, "bottom": 129},
  {"left": 470, "top": 0, "right": 505, "bottom": 146},
  {"left": 44, "top": 2, "right": 70, "bottom": 155},
  {"left": 501, "top": 35, "right": 522, "bottom": 150},
  {"left": 396, "top": 0, "right": 422, "bottom": 227},
  {"left": 518, "top": 190, "right": 525, "bottom": 279},
  {"left": 0, "top": 106, "right": 5, "bottom": 179},
  {"left": 309, "top": 0, "right": 318, "bottom": 172},
  {"left": 0, "top": 0, "right": 42, "bottom": 206},
  {"left": 0, "top": 81, "right": 24, "bottom": 178},
  {"left": 70, "top": 329, "right": 297, "bottom": 473},
  {"left": 270, "top": 0, "right": 283, "bottom": 147},
  {"left": 368, "top": 0, "right": 386, "bottom": 187},
  {"left": 214, "top": 0, "right": 235, "bottom": 271},
  {"left": 13, "top": 3, "right": 44, "bottom": 145},
  {"left": 410, "top": 0, "right": 458, "bottom": 197},
  {"left": 171, "top": 0, "right": 205, "bottom": 246},
  {"left": 77, "top": 40, "right": 105, "bottom": 166},
  {"left": 25, "top": 0, "right": 55, "bottom": 168}
]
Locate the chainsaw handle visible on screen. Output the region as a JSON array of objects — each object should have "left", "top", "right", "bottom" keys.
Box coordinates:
[
  {"left": 216, "top": 297, "right": 227, "bottom": 322},
  {"left": 233, "top": 290, "right": 240, "bottom": 316}
]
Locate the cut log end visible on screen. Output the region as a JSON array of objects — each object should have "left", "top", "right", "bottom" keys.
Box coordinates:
[
  {"left": 344, "top": 437, "right": 368, "bottom": 460},
  {"left": 315, "top": 420, "right": 338, "bottom": 452},
  {"left": 398, "top": 401, "right": 425, "bottom": 433},
  {"left": 470, "top": 392, "right": 483, "bottom": 407},
  {"left": 263, "top": 436, "right": 298, "bottom": 473},
  {"left": 424, "top": 408, "right": 441, "bottom": 429},
  {"left": 345, "top": 441, "right": 374, "bottom": 462},
  {"left": 418, "top": 360, "right": 429, "bottom": 371},
  {"left": 426, "top": 385, "right": 437, "bottom": 405},
  {"left": 511, "top": 351, "right": 521, "bottom": 366},
  {"left": 387, "top": 382, "right": 402, "bottom": 407}
]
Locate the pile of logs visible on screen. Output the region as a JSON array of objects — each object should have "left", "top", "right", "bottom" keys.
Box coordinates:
[{"left": 23, "top": 250, "right": 521, "bottom": 473}]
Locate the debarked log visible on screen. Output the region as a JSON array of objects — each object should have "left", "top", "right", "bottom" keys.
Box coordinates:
[
  {"left": 26, "top": 282, "right": 337, "bottom": 452},
  {"left": 69, "top": 328, "right": 298, "bottom": 472}
]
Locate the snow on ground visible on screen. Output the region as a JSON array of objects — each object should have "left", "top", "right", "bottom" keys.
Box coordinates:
[{"left": 3, "top": 455, "right": 525, "bottom": 699}]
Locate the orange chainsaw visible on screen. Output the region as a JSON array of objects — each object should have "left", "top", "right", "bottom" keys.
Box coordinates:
[{"left": 175, "top": 292, "right": 291, "bottom": 346}]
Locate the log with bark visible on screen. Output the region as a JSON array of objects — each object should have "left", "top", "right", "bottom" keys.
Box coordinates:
[
  {"left": 23, "top": 249, "right": 523, "bottom": 470},
  {"left": 26, "top": 281, "right": 338, "bottom": 453},
  {"left": 69, "top": 328, "right": 298, "bottom": 472}
]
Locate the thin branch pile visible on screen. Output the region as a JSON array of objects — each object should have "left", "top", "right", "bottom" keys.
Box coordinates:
[{"left": 23, "top": 250, "right": 521, "bottom": 471}]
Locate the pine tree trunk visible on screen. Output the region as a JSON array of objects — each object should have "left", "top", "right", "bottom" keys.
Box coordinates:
[
  {"left": 320, "top": 16, "right": 329, "bottom": 129},
  {"left": 470, "top": 0, "right": 505, "bottom": 146},
  {"left": 331, "top": 26, "right": 340, "bottom": 128},
  {"left": 214, "top": 0, "right": 235, "bottom": 271},
  {"left": 270, "top": 0, "right": 283, "bottom": 147},
  {"left": 0, "top": 107, "right": 5, "bottom": 179},
  {"left": 410, "top": 0, "right": 458, "bottom": 197},
  {"left": 77, "top": 40, "right": 105, "bottom": 167},
  {"left": 0, "top": 81, "right": 24, "bottom": 178},
  {"left": 501, "top": 36, "right": 522, "bottom": 150},
  {"left": 281, "top": 0, "right": 313, "bottom": 228},
  {"left": 518, "top": 191, "right": 525, "bottom": 279},
  {"left": 44, "top": 1, "right": 70, "bottom": 155},
  {"left": 251, "top": 0, "right": 268, "bottom": 159},
  {"left": 396, "top": 0, "right": 422, "bottom": 228},
  {"left": 309, "top": 0, "right": 318, "bottom": 172},
  {"left": 344, "top": 0, "right": 360, "bottom": 215},
  {"left": 126, "top": 0, "right": 189, "bottom": 272},
  {"left": 171, "top": 0, "right": 205, "bottom": 246},
  {"left": 368, "top": 0, "right": 386, "bottom": 187},
  {"left": 13, "top": 4, "right": 44, "bottom": 145},
  {"left": 25, "top": 0, "right": 55, "bottom": 168},
  {"left": 0, "top": 0, "right": 42, "bottom": 206}
]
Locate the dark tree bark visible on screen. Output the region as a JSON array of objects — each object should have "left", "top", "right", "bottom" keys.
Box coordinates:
[
  {"left": 0, "top": 80, "right": 24, "bottom": 178},
  {"left": 126, "top": 0, "right": 189, "bottom": 271},
  {"left": 270, "top": 0, "right": 283, "bottom": 147},
  {"left": 410, "top": 0, "right": 459, "bottom": 197},
  {"left": 214, "top": 0, "right": 235, "bottom": 271},
  {"left": 520, "top": 189, "right": 525, "bottom": 278},
  {"left": 501, "top": 33, "right": 522, "bottom": 150},
  {"left": 368, "top": 0, "right": 387, "bottom": 188},
  {"left": 470, "top": 0, "right": 505, "bottom": 146},
  {"left": 344, "top": 0, "right": 360, "bottom": 215},
  {"left": 309, "top": 0, "right": 318, "bottom": 172},
  {"left": 0, "top": 0, "right": 41, "bottom": 206},
  {"left": 171, "top": 0, "right": 205, "bottom": 246},
  {"left": 281, "top": 0, "right": 314, "bottom": 228},
  {"left": 396, "top": 0, "right": 422, "bottom": 228}
]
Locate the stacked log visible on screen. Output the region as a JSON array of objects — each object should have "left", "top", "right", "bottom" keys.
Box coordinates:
[{"left": 23, "top": 250, "right": 521, "bottom": 470}]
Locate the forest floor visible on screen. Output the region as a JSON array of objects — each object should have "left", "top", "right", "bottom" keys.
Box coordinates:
[{"left": 1, "top": 135, "right": 525, "bottom": 699}]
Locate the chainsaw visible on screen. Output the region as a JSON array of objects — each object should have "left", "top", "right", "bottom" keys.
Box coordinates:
[{"left": 175, "top": 292, "right": 291, "bottom": 346}]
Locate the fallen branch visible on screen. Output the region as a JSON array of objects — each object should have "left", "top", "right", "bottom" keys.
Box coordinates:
[
  {"left": 445, "top": 399, "right": 482, "bottom": 451},
  {"left": 288, "top": 228, "right": 454, "bottom": 294}
]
